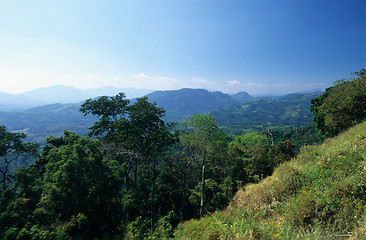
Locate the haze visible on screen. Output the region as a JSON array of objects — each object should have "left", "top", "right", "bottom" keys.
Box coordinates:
[{"left": 1, "top": 0, "right": 365, "bottom": 96}]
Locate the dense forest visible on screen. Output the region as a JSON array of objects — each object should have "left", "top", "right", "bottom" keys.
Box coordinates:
[{"left": 0, "top": 69, "right": 365, "bottom": 239}]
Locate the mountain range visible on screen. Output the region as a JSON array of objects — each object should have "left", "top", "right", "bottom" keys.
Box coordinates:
[
  {"left": 0, "top": 86, "right": 321, "bottom": 144},
  {"left": 0, "top": 85, "right": 152, "bottom": 111}
]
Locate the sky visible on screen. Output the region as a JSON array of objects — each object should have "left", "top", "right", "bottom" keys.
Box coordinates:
[{"left": 1, "top": 0, "right": 365, "bottom": 96}]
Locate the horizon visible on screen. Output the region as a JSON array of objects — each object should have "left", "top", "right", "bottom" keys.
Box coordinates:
[
  {"left": 0, "top": 84, "right": 324, "bottom": 98},
  {"left": 1, "top": 1, "right": 365, "bottom": 96}
]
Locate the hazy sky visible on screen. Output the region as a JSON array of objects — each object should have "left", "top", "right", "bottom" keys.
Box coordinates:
[{"left": 1, "top": 0, "right": 365, "bottom": 95}]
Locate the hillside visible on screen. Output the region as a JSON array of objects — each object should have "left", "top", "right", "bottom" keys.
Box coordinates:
[
  {"left": 174, "top": 120, "right": 366, "bottom": 239},
  {"left": 0, "top": 103, "right": 97, "bottom": 144},
  {"left": 212, "top": 92, "right": 321, "bottom": 132},
  {"left": 145, "top": 88, "right": 240, "bottom": 121}
]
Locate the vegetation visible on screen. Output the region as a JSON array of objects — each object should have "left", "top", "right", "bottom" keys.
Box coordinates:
[
  {"left": 0, "top": 94, "right": 294, "bottom": 239},
  {"left": 174, "top": 120, "right": 366, "bottom": 239},
  {"left": 213, "top": 92, "right": 320, "bottom": 134},
  {"left": 311, "top": 69, "right": 366, "bottom": 139},
  {"left": 1, "top": 69, "right": 365, "bottom": 239},
  {"left": 0, "top": 126, "right": 38, "bottom": 190}
]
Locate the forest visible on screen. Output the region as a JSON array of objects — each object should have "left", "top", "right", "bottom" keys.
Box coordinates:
[{"left": 0, "top": 69, "right": 365, "bottom": 239}]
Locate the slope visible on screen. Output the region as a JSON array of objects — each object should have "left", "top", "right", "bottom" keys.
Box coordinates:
[
  {"left": 174, "top": 120, "right": 366, "bottom": 239},
  {"left": 145, "top": 88, "right": 239, "bottom": 121},
  {"left": 212, "top": 92, "right": 321, "bottom": 131}
]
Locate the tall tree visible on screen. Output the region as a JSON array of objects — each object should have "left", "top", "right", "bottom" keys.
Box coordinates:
[
  {"left": 181, "top": 114, "right": 226, "bottom": 218},
  {"left": 81, "top": 94, "right": 178, "bottom": 226},
  {"left": 0, "top": 126, "right": 38, "bottom": 190}
]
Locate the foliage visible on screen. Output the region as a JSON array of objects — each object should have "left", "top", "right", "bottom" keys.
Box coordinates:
[
  {"left": 214, "top": 92, "right": 321, "bottom": 133},
  {"left": 181, "top": 114, "right": 228, "bottom": 218},
  {"left": 0, "top": 126, "right": 38, "bottom": 190},
  {"left": 174, "top": 120, "right": 366, "bottom": 239},
  {"left": 40, "top": 132, "right": 123, "bottom": 236},
  {"left": 228, "top": 132, "right": 275, "bottom": 185},
  {"left": 0, "top": 89, "right": 335, "bottom": 239},
  {"left": 274, "top": 124, "right": 321, "bottom": 151},
  {"left": 80, "top": 94, "right": 178, "bottom": 227},
  {"left": 0, "top": 132, "right": 124, "bottom": 239},
  {"left": 311, "top": 69, "right": 366, "bottom": 139}
]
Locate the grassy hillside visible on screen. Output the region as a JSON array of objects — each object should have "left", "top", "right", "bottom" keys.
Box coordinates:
[{"left": 174, "top": 121, "right": 366, "bottom": 239}]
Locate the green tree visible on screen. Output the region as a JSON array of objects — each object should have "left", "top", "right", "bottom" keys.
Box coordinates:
[
  {"left": 81, "top": 94, "right": 178, "bottom": 230},
  {"left": 0, "top": 126, "right": 38, "bottom": 190},
  {"left": 275, "top": 140, "right": 296, "bottom": 163},
  {"left": 181, "top": 114, "right": 227, "bottom": 218},
  {"left": 38, "top": 131, "right": 123, "bottom": 237},
  {"left": 228, "top": 132, "right": 275, "bottom": 184},
  {"left": 311, "top": 69, "right": 366, "bottom": 139}
]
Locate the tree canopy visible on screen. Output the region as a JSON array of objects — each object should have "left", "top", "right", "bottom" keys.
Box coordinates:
[
  {"left": 0, "top": 126, "right": 38, "bottom": 190},
  {"left": 311, "top": 69, "right": 366, "bottom": 139}
]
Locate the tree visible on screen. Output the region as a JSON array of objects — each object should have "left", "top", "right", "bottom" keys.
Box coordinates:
[
  {"left": 0, "top": 126, "right": 38, "bottom": 190},
  {"left": 81, "top": 94, "right": 178, "bottom": 228},
  {"left": 181, "top": 114, "right": 227, "bottom": 218},
  {"left": 39, "top": 131, "right": 123, "bottom": 237},
  {"left": 311, "top": 69, "right": 366, "bottom": 139},
  {"left": 275, "top": 140, "right": 296, "bottom": 163},
  {"left": 228, "top": 132, "right": 275, "bottom": 184}
]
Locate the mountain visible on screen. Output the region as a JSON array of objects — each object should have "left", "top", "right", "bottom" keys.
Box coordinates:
[
  {"left": 0, "top": 88, "right": 320, "bottom": 145},
  {"left": 211, "top": 92, "right": 321, "bottom": 132},
  {"left": 0, "top": 92, "right": 48, "bottom": 111},
  {"left": 231, "top": 91, "right": 253, "bottom": 103},
  {"left": 174, "top": 120, "right": 366, "bottom": 239},
  {"left": 144, "top": 88, "right": 240, "bottom": 121},
  {"left": 22, "top": 85, "right": 153, "bottom": 104},
  {"left": 0, "top": 85, "right": 153, "bottom": 111}
]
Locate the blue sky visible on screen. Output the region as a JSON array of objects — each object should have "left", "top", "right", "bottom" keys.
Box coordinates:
[{"left": 1, "top": 0, "right": 365, "bottom": 95}]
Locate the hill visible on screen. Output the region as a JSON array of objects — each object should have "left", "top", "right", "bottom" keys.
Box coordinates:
[
  {"left": 0, "top": 103, "right": 97, "bottom": 144},
  {"left": 231, "top": 91, "right": 254, "bottom": 103},
  {"left": 174, "top": 120, "right": 366, "bottom": 239},
  {"left": 212, "top": 92, "right": 321, "bottom": 133},
  {"left": 145, "top": 88, "right": 240, "bottom": 121}
]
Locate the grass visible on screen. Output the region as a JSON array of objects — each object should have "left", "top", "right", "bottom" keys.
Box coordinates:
[{"left": 174, "top": 121, "right": 366, "bottom": 239}]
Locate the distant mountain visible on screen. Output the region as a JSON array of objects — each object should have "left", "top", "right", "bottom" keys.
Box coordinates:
[
  {"left": 0, "top": 92, "right": 47, "bottom": 111},
  {"left": 0, "top": 103, "right": 97, "bottom": 144},
  {"left": 0, "top": 85, "right": 153, "bottom": 111},
  {"left": 22, "top": 85, "right": 153, "bottom": 103},
  {"left": 211, "top": 92, "right": 321, "bottom": 133},
  {"left": 22, "top": 85, "right": 92, "bottom": 104},
  {"left": 144, "top": 88, "right": 239, "bottom": 121},
  {"left": 231, "top": 91, "right": 253, "bottom": 103}
]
